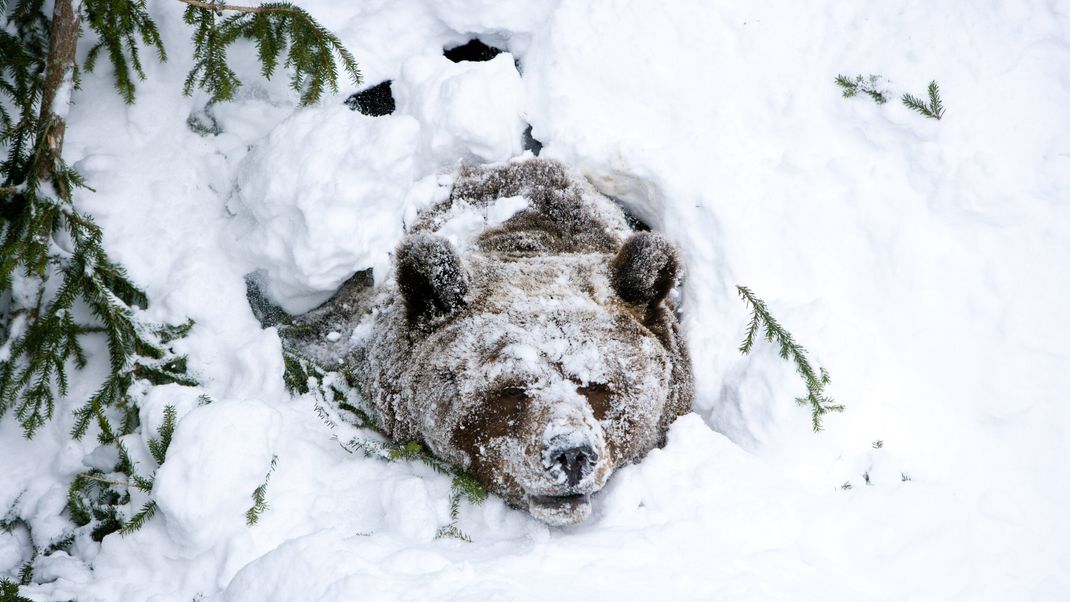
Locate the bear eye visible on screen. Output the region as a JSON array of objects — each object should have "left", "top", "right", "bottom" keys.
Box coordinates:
[
  {"left": 578, "top": 383, "right": 612, "bottom": 420},
  {"left": 467, "top": 386, "right": 529, "bottom": 440},
  {"left": 498, "top": 386, "right": 526, "bottom": 399}
]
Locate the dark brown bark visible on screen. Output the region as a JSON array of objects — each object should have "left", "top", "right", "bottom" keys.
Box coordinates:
[{"left": 36, "top": 0, "right": 82, "bottom": 179}]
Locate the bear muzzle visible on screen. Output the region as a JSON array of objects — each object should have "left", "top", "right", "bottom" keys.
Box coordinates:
[
  {"left": 543, "top": 438, "right": 598, "bottom": 488},
  {"left": 526, "top": 430, "right": 610, "bottom": 526}
]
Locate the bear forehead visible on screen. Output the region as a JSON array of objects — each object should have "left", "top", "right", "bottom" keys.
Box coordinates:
[
  {"left": 467, "top": 252, "right": 617, "bottom": 308},
  {"left": 420, "top": 272, "right": 669, "bottom": 392}
]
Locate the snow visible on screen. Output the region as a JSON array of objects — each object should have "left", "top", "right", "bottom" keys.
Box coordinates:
[
  {"left": 2, "top": 0, "right": 1070, "bottom": 600},
  {"left": 396, "top": 52, "right": 527, "bottom": 170},
  {"left": 228, "top": 105, "right": 422, "bottom": 314}
]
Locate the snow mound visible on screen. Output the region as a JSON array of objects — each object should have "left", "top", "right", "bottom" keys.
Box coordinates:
[
  {"left": 153, "top": 400, "right": 282, "bottom": 553},
  {"left": 395, "top": 52, "right": 526, "bottom": 169},
  {"left": 227, "top": 106, "right": 420, "bottom": 314}
]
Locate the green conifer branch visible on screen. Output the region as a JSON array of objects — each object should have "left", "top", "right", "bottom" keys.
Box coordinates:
[
  {"left": 1, "top": 577, "right": 33, "bottom": 602},
  {"left": 835, "top": 73, "right": 888, "bottom": 105},
  {"left": 736, "top": 285, "right": 844, "bottom": 431},
  {"left": 179, "top": 0, "right": 361, "bottom": 105},
  {"left": 119, "top": 500, "right": 156, "bottom": 535},
  {"left": 1, "top": 3, "right": 197, "bottom": 441},
  {"left": 901, "top": 80, "right": 945, "bottom": 120},
  {"left": 147, "top": 404, "right": 177, "bottom": 465},
  {"left": 340, "top": 436, "right": 487, "bottom": 541},
  {"left": 67, "top": 407, "right": 179, "bottom": 540},
  {"left": 83, "top": 0, "right": 166, "bottom": 103},
  {"left": 245, "top": 454, "right": 277, "bottom": 526}
]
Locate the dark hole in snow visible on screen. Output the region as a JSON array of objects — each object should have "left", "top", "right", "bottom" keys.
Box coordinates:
[
  {"left": 187, "top": 103, "right": 221, "bottom": 136},
  {"left": 444, "top": 39, "right": 503, "bottom": 63},
  {"left": 245, "top": 274, "right": 288, "bottom": 328},
  {"left": 345, "top": 80, "right": 395, "bottom": 116},
  {"left": 522, "top": 124, "right": 543, "bottom": 156},
  {"left": 620, "top": 205, "right": 651, "bottom": 232}
]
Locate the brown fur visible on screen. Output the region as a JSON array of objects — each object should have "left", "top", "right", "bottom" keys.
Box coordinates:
[{"left": 282, "top": 158, "right": 693, "bottom": 525}]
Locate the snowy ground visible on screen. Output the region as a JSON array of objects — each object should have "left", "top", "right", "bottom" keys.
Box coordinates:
[{"left": 3, "top": 0, "right": 1070, "bottom": 600}]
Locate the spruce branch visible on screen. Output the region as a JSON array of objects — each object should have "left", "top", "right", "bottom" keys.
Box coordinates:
[
  {"left": 147, "top": 404, "right": 177, "bottom": 465},
  {"left": 736, "top": 285, "right": 844, "bottom": 431},
  {"left": 119, "top": 501, "right": 157, "bottom": 535},
  {"left": 66, "top": 413, "right": 178, "bottom": 540},
  {"left": 835, "top": 73, "right": 888, "bottom": 105},
  {"left": 245, "top": 454, "right": 278, "bottom": 526},
  {"left": 339, "top": 436, "right": 486, "bottom": 541},
  {"left": 179, "top": 0, "right": 361, "bottom": 105},
  {"left": 1, "top": 578, "right": 32, "bottom": 602},
  {"left": 72, "top": 472, "right": 134, "bottom": 489},
  {"left": 83, "top": 0, "right": 166, "bottom": 103},
  {"left": 901, "top": 80, "right": 945, "bottom": 120},
  {"left": 1, "top": 1, "right": 197, "bottom": 440}
]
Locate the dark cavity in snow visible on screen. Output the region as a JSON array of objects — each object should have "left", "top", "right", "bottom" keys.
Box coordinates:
[
  {"left": 522, "top": 124, "right": 543, "bottom": 156},
  {"left": 245, "top": 273, "right": 288, "bottom": 328},
  {"left": 187, "top": 103, "right": 222, "bottom": 136},
  {"left": 444, "top": 39, "right": 503, "bottom": 62},
  {"left": 620, "top": 205, "right": 651, "bottom": 232},
  {"left": 345, "top": 80, "right": 396, "bottom": 116}
]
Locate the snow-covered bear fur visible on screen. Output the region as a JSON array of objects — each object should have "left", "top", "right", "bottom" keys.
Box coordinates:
[{"left": 281, "top": 158, "right": 693, "bottom": 525}]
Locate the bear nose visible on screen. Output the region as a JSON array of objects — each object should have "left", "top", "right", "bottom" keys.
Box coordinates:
[{"left": 545, "top": 443, "right": 598, "bottom": 487}]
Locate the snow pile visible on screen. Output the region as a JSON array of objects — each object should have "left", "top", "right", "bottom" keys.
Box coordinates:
[
  {"left": 395, "top": 52, "right": 527, "bottom": 169},
  {"left": 1, "top": 0, "right": 1069, "bottom": 600},
  {"left": 229, "top": 49, "right": 528, "bottom": 314},
  {"left": 228, "top": 106, "right": 420, "bottom": 313}
]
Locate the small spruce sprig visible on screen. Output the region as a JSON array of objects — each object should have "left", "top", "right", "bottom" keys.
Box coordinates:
[
  {"left": 736, "top": 285, "right": 844, "bottom": 431},
  {"left": 901, "top": 80, "right": 945, "bottom": 120},
  {"left": 83, "top": 0, "right": 167, "bottom": 104},
  {"left": 67, "top": 405, "right": 179, "bottom": 538},
  {"left": 245, "top": 454, "right": 278, "bottom": 526},
  {"left": 1, "top": 577, "right": 32, "bottom": 602},
  {"left": 0, "top": 509, "right": 75, "bottom": 595},
  {"left": 181, "top": 0, "right": 362, "bottom": 105},
  {"left": 340, "top": 438, "right": 487, "bottom": 542},
  {"left": 282, "top": 348, "right": 379, "bottom": 432},
  {"left": 288, "top": 343, "right": 485, "bottom": 540},
  {"left": 835, "top": 73, "right": 888, "bottom": 104}
]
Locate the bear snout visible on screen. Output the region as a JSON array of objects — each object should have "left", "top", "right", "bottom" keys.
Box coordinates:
[{"left": 544, "top": 441, "right": 598, "bottom": 488}]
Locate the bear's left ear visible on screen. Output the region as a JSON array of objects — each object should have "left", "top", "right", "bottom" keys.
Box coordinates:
[
  {"left": 610, "top": 232, "right": 681, "bottom": 310},
  {"left": 395, "top": 234, "right": 469, "bottom": 322}
]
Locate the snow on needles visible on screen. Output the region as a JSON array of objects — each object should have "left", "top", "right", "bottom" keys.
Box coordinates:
[{"left": 1, "top": 0, "right": 1069, "bottom": 601}]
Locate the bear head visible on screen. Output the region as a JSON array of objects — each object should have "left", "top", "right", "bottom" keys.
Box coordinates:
[{"left": 391, "top": 231, "right": 686, "bottom": 525}]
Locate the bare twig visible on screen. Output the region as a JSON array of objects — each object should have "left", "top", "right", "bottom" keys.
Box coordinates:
[
  {"left": 177, "top": 0, "right": 306, "bottom": 16},
  {"left": 75, "top": 473, "right": 132, "bottom": 488}
]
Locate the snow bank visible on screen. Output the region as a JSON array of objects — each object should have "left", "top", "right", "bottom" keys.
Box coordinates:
[
  {"left": 228, "top": 50, "right": 527, "bottom": 313},
  {"left": 228, "top": 107, "right": 420, "bottom": 313},
  {"left": 153, "top": 401, "right": 282, "bottom": 552},
  {"left": 2, "top": 0, "right": 1068, "bottom": 600},
  {"left": 395, "top": 52, "right": 526, "bottom": 170}
]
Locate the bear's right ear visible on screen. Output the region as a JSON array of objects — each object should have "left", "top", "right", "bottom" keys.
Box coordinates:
[
  {"left": 395, "top": 234, "right": 469, "bottom": 322},
  {"left": 610, "top": 232, "right": 680, "bottom": 312}
]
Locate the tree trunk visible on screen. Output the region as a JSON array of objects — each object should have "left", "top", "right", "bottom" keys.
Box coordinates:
[{"left": 36, "top": 0, "right": 82, "bottom": 180}]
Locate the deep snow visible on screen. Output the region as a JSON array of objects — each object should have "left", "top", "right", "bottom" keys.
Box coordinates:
[{"left": 2, "top": 0, "right": 1069, "bottom": 600}]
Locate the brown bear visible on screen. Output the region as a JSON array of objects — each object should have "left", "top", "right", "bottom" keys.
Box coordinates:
[{"left": 279, "top": 158, "right": 693, "bottom": 525}]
